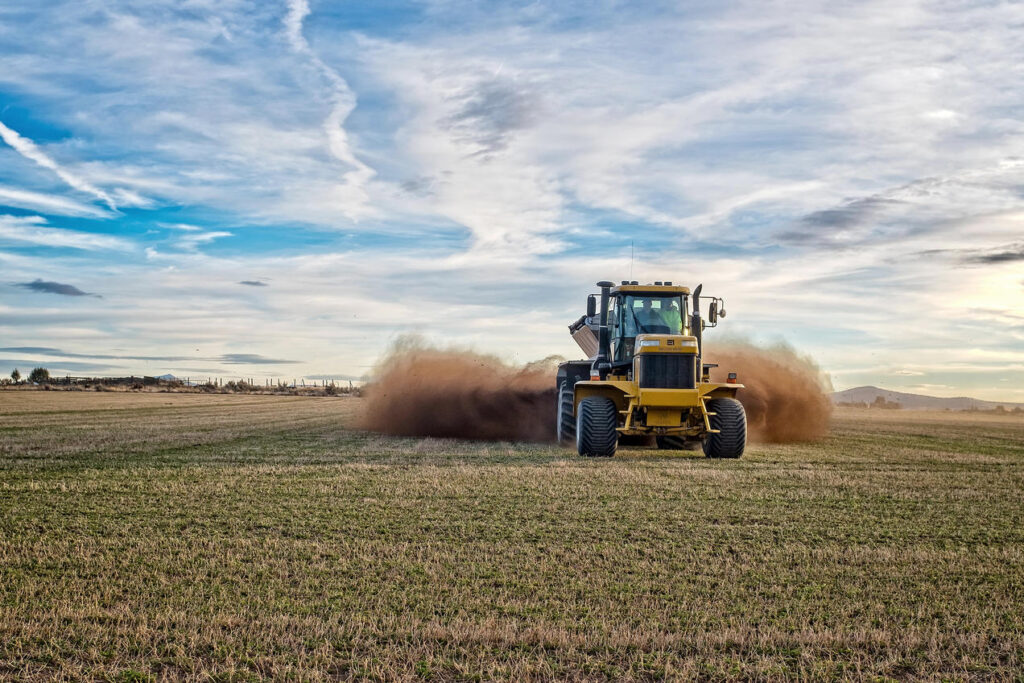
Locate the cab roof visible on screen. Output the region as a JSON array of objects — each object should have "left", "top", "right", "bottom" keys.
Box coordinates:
[{"left": 611, "top": 284, "right": 690, "bottom": 295}]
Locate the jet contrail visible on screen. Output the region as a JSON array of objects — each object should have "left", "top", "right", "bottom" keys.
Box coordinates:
[
  {"left": 283, "top": 0, "right": 375, "bottom": 215},
  {"left": 0, "top": 120, "right": 117, "bottom": 210}
]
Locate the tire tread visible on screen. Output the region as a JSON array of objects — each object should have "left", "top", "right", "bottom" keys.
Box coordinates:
[
  {"left": 702, "top": 398, "right": 746, "bottom": 459},
  {"left": 577, "top": 397, "right": 617, "bottom": 457},
  {"left": 557, "top": 382, "right": 576, "bottom": 445}
]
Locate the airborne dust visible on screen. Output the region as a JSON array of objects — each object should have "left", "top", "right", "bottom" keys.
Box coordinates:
[
  {"left": 359, "top": 338, "right": 831, "bottom": 444},
  {"left": 358, "top": 338, "right": 560, "bottom": 442},
  {"left": 706, "top": 342, "right": 832, "bottom": 442}
]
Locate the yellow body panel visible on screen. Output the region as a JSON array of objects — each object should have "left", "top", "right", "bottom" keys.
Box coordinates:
[
  {"left": 637, "top": 388, "right": 701, "bottom": 407},
  {"left": 633, "top": 334, "right": 699, "bottom": 354},
  {"left": 573, "top": 379, "right": 742, "bottom": 436},
  {"left": 574, "top": 380, "right": 634, "bottom": 410},
  {"left": 645, "top": 409, "right": 682, "bottom": 426},
  {"left": 612, "top": 284, "right": 690, "bottom": 295}
]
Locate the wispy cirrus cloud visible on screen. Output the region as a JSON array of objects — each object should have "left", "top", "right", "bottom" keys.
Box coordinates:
[
  {"left": 0, "top": 346, "right": 300, "bottom": 366},
  {"left": 221, "top": 353, "right": 299, "bottom": 365},
  {"left": 0, "top": 347, "right": 178, "bottom": 361},
  {"left": 175, "top": 230, "right": 233, "bottom": 252},
  {"left": 0, "top": 215, "right": 133, "bottom": 251},
  {"left": 283, "top": 0, "right": 376, "bottom": 220},
  {"left": 0, "top": 120, "right": 118, "bottom": 210},
  {"left": 0, "top": 185, "right": 114, "bottom": 217}
]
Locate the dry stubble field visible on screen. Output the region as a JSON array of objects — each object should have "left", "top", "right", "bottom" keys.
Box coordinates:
[{"left": 1, "top": 391, "right": 1023, "bottom": 681}]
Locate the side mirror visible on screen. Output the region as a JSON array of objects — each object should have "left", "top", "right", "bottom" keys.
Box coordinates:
[
  {"left": 708, "top": 301, "right": 718, "bottom": 324},
  {"left": 586, "top": 295, "right": 596, "bottom": 318}
]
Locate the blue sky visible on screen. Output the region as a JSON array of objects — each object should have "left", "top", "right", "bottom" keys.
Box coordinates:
[{"left": 1, "top": 0, "right": 1022, "bottom": 399}]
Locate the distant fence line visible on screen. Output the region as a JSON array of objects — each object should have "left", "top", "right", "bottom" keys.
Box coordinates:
[
  {"left": 24, "top": 375, "right": 351, "bottom": 386},
  {"left": 1, "top": 374, "right": 359, "bottom": 392}
]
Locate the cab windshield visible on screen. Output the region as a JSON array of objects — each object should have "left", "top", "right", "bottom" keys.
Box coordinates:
[{"left": 611, "top": 294, "right": 688, "bottom": 363}]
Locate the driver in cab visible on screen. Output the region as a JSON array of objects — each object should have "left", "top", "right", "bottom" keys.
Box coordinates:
[
  {"left": 635, "top": 299, "right": 666, "bottom": 332},
  {"left": 658, "top": 299, "right": 683, "bottom": 334}
]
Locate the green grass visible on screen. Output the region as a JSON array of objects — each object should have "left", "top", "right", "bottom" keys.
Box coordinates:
[{"left": 1, "top": 393, "right": 1023, "bottom": 680}]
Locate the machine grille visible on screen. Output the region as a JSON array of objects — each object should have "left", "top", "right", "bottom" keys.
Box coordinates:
[{"left": 637, "top": 354, "right": 696, "bottom": 389}]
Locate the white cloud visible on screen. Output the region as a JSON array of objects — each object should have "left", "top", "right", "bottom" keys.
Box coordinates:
[
  {"left": 282, "top": 0, "right": 310, "bottom": 54},
  {"left": 0, "top": 120, "right": 118, "bottom": 210},
  {"left": 110, "top": 187, "right": 155, "bottom": 208},
  {"left": 0, "top": 185, "right": 113, "bottom": 217},
  {"left": 159, "top": 223, "right": 203, "bottom": 232},
  {"left": 175, "top": 230, "right": 233, "bottom": 251},
  {"left": 283, "top": 0, "right": 376, "bottom": 220},
  {"left": 0, "top": 215, "right": 133, "bottom": 251}
]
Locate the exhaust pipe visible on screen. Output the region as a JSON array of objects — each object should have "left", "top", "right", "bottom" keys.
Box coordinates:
[
  {"left": 592, "top": 281, "right": 614, "bottom": 380},
  {"left": 691, "top": 283, "right": 703, "bottom": 372}
]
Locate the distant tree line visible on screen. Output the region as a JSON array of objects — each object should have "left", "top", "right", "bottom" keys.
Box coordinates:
[{"left": 3, "top": 367, "right": 49, "bottom": 385}]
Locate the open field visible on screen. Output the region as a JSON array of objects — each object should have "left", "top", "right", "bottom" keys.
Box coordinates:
[{"left": 1, "top": 392, "right": 1023, "bottom": 680}]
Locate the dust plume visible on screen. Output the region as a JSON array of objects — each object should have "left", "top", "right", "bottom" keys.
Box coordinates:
[
  {"left": 707, "top": 342, "right": 832, "bottom": 442},
  {"left": 359, "top": 337, "right": 831, "bottom": 444},
  {"left": 358, "top": 337, "right": 560, "bottom": 442}
]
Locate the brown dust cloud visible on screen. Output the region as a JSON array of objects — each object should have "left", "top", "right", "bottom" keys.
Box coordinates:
[
  {"left": 358, "top": 338, "right": 559, "bottom": 442},
  {"left": 706, "top": 342, "right": 832, "bottom": 442},
  {"left": 359, "top": 337, "right": 831, "bottom": 444}
]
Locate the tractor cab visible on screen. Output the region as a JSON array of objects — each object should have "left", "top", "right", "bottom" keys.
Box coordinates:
[{"left": 607, "top": 283, "right": 690, "bottom": 365}]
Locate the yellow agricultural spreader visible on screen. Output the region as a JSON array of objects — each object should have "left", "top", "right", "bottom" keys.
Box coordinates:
[{"left": 557, "top": 280, "right": 745, "bottom": 458}]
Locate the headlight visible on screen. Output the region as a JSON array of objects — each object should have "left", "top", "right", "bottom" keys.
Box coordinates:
[{"left": 638, "top": 340, "right": 660, "bottom": 348}]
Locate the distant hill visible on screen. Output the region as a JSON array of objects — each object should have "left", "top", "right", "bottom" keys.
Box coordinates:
[{"left": 831, "top": 386, "right": 1024, "bottom": 411}]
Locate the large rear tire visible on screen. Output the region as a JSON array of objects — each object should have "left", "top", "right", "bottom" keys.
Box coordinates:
[
  {"left": 702, "top": 398, "right": 746, "bottom": 459},
  {"left": 557, "top": 381, "right": 576, "bottom": 446},
  {"left": 576, "top": 397, "right": 618, "bottom": 457}
]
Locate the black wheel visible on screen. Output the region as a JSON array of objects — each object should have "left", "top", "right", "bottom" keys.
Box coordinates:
[
  {"left": 702, "top": 398, "right": 746, "bottom": 459},
  {"left": 557, "top": 381, "right": 576, "bottom": 445},
  {"left": 576, "top": 397, "right": 618, "bottom": 457}
]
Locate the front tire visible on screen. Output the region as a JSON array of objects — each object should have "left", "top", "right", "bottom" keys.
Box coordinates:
[
  {"left": 557, "top": 381, "right": 576, "bottom": 445},
  {"left": 576, "top": 397, "right": 618, "bottom": 457},
  {"left": 702, "top": 398, "right": 746, "bottom": 459}
]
